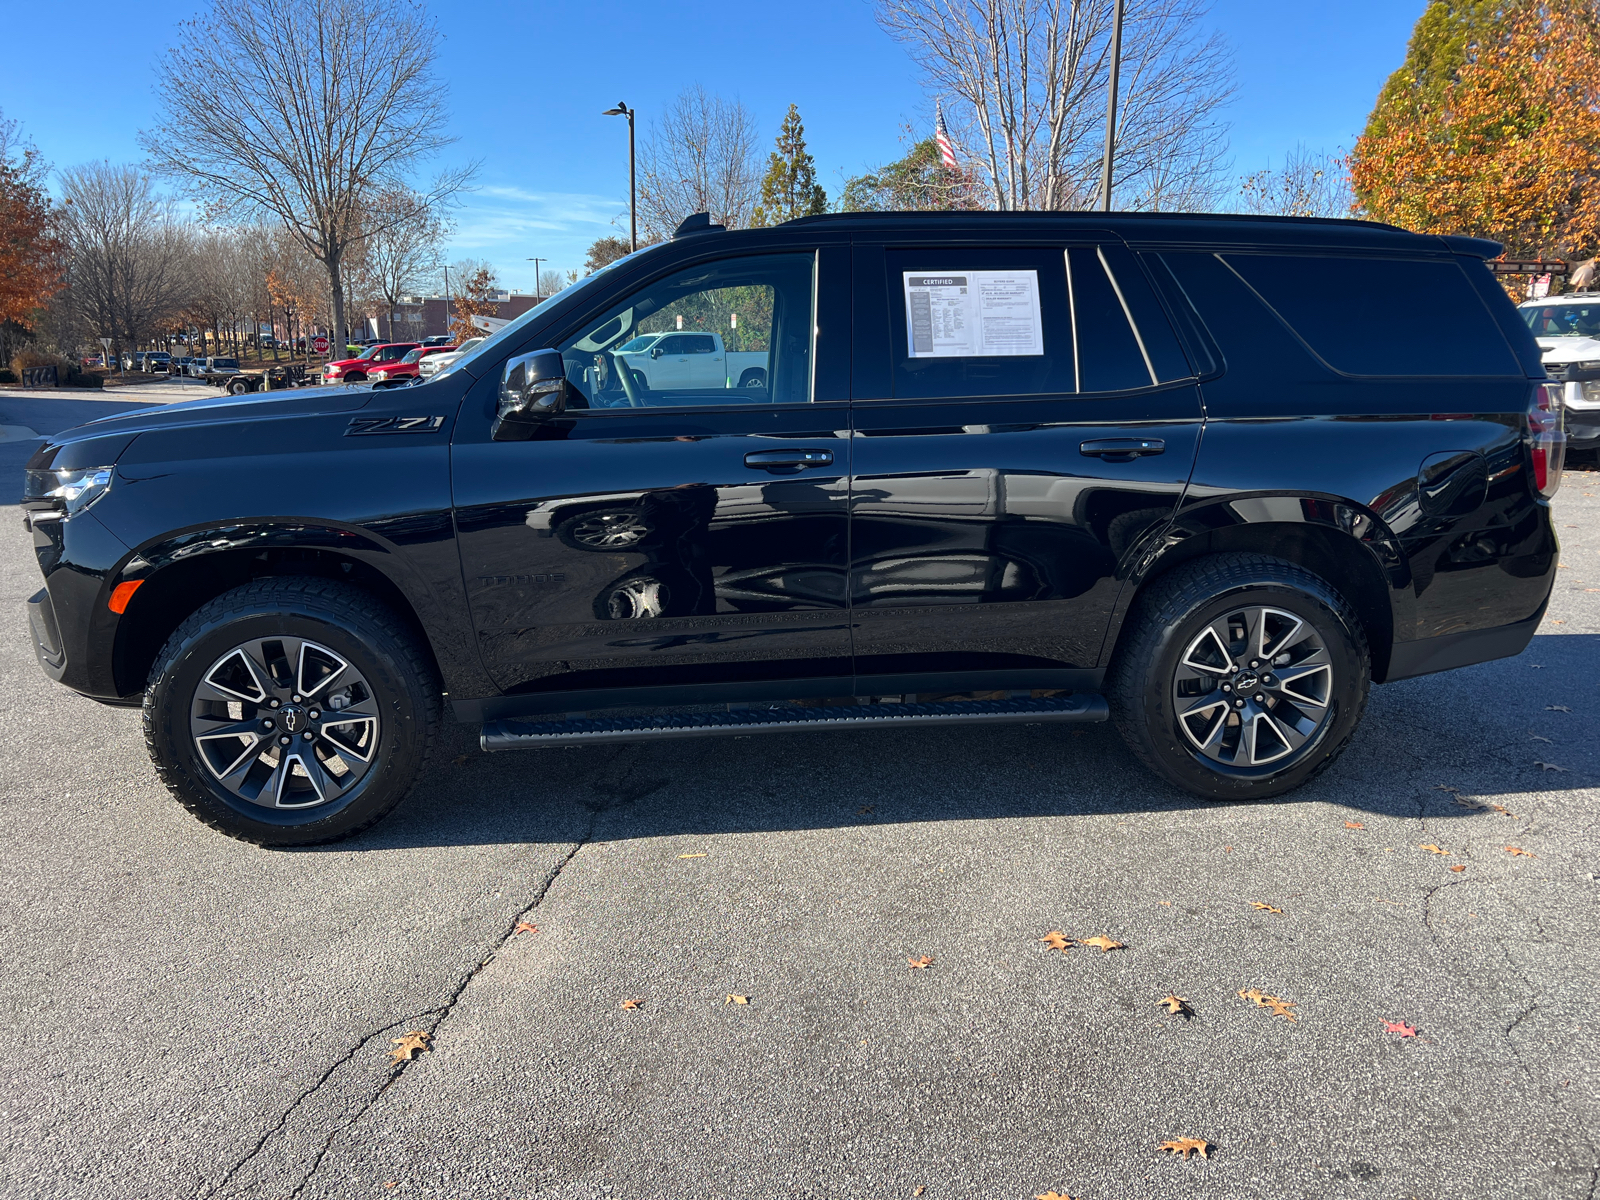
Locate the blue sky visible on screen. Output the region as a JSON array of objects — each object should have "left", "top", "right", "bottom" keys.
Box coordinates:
[{"left": 3, "top": 0, "right": 1424, "bottom": 293}]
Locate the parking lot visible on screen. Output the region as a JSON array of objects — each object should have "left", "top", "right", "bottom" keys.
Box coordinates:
[{"left": 1, "top": 396, "right": 1595, "bottom": 1199}]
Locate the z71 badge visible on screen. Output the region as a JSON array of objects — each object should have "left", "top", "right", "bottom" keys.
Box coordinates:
[{"left": 345, "top": 415, "right": 447, "bottom": 436}]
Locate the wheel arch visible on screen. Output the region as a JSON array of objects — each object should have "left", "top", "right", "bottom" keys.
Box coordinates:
[
  {"left": 1107, "top": 496, "right": 1410, "bottom": 682},
  {"left": 110, "top": 525, "right": 451, "bottom": 699}
]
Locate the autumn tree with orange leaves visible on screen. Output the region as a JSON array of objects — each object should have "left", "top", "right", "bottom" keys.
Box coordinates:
[
  {"left": 0, "top": 113, "right": 66, "bottom": 333},
  {"left": 1351, "top": 2, "right": 1600, "bottom": 264}
]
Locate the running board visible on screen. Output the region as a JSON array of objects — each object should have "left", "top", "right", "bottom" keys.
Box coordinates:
[{"left": 480, "top": 694, "right": 1108, "bottom": 752}]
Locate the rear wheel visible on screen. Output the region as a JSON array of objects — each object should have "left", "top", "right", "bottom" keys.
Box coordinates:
[
  {"left": 143, "top": 577, "right": 439, "bottom": 845},
  {"left": 1108, "top": 554, "right": 1369, "bottom": 800}
]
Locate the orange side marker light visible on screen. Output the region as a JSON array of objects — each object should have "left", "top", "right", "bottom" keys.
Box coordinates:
[{"left": 108, "top": 580, "right": 144, "bottom": 614}]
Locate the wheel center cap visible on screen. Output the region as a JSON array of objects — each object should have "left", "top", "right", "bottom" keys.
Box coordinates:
[
  {"left": 1233, "top": 670, "right": 1261, "bottom": 694},
  {"left": 280, "top": 705, "right": 307, "bottom": 733}
]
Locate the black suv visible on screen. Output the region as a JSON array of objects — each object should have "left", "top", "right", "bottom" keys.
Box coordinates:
[{"left": 22, "top": 212, "right": 1562, "bottom": 845}]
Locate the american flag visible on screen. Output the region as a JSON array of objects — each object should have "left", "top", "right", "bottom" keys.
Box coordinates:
[{"left": 935, "top": 101, "right": 957, "bottom": 169}]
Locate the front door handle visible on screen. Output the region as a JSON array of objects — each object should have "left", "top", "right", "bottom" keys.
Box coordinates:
[
  {"left": 1080, "top": 438, "right": 1165, "bottom": 460},
  {"left": 745, "top": 449, "right": 834, "bottom": 469}
]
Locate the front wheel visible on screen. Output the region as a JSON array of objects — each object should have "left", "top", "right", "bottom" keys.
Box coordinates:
[
  {"left": 1108, "top": 553, "right": 1369, "bottom": 800},
  {"left": 143, "top": 577, "right": 440, "bottom": 845}
]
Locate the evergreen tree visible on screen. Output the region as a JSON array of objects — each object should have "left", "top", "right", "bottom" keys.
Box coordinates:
[
  {"left": 750, "top": 105, "right": 827, "bottom": 227},
  {"left": 1359, "top": 1, "right": 1507, "bottom": 144}
]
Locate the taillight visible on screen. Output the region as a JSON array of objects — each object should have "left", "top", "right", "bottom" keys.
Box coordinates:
[{"left": 1529, "top": 380, "right": 1566, "bottom": 498}]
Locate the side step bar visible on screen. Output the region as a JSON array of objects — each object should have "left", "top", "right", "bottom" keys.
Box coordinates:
[{"left": 481, "top": 694, "right": 1108, "bottom": 752}]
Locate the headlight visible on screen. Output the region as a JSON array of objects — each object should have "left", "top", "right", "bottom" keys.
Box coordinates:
[
  {"left": 371, "top": 370, "right": 388, "bottom": 380},
  {"left": 1564, "top": 380, "right": 1600, "bottom": 408},
  {"left": 23, "top": 466, "right": 115, "bottom": 521},
  {"left": 325, "top": 366, "right": 341, "bottom": 376}
]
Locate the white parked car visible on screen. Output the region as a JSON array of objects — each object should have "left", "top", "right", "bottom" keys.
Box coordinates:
[
  {"left": 613, "top": 331, "right": 768, "bottom": 393},
  {"left": 415, "top": 337, "right": 484, "bottom": 381},
  {"left": 1520, "top": 294, "right": 1600, "bottom": 451}
]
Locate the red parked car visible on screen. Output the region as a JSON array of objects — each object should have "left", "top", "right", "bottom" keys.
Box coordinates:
[
  {"left": 322, "top": 342, "right": 419, "bottom": 384},
  {"left": 369, "top": 344, "right": 457, "bottom": 386}
]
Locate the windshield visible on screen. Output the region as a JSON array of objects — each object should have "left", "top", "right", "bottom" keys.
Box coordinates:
[
  {"left": 437, "top": 246, "right": 662, "bottom": 382},
  {"left": 617, "top": 334, "right": 662, "bottom": 353},
  {"left": 1523, "top": 303, "right": 1600, "bottom": 338},
  {"left": 401, "top": 349, "right": 423, "bottom": 364},
  {"left": 355, "top": 345, "right": 380, "bottom": 360}
]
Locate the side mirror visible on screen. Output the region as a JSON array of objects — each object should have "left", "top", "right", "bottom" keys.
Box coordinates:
[
  {"left": 493, "top": 349, "right": 569, "bottom": 440},
  {"left": 649, "top": 345, "right": 664, "bottom": 359}
]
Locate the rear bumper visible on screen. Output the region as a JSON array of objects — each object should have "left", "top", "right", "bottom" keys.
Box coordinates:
[{"left": 1385, "top": 603, "right": 1546, "bottom": 682}]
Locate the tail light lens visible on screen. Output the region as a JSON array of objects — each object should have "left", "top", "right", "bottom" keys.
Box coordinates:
[{"left": 1529, "top": 380, "right": 1566, "bottom": 498}]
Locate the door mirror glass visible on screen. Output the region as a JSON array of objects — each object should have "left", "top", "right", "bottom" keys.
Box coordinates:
[{"left": 494, "top": 349, "right": 569, "bottom": 440}]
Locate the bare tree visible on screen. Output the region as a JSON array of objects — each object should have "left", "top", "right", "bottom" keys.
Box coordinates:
[
  {"left": 358, "top": 187, "right": 448, "bottom": 339},
  {"left": 141, "top": 0, "right": 473, "bottom": 349},
  {"left": 637, "top": 87, "right": 762, "bottom": 238},
  {"left": 1236, "top": 146, "right": 1353, "bottom": 218},
  {"left": 873, "top": 0, "right": 1233, "bottom": 211},
  {"left": 58, "top": 163, "right": 194, "bottom": 355}
]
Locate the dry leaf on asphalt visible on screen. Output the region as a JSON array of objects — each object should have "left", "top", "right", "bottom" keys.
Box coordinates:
[
  {"left": 1039, "top": 930, "right": 1073, "bottom": 952},
  {"left": 857, "top": 806, "right": 875, "bottom": 815},
  {"left": 513, "top": 921, "right": 538, "bottom": 935},
  {"left": 1449, "top": 864, "right": 1466, "bottom": 872},
  {"left": 1384, "top": 1020, "right": 1418, "bottom": 1037},
  {"left": 388, "top": 1031, "right": 430, "bottom": 1064},
  {"left": 1420, "top": 844, "right": 1450, "bottom": 856},
  {"left": 1238, "top": 987, "right": 1265, "bottom": 1005},
  {"left": 1158, "top": 994, "right": 1193, "bottom": 1017},
  {"left": 1250, "top": 902, "right": 1284, "bottom": 914},
  {"left": 620, "top": 998, "right": 644, "bottom": 1011},
  {"left": 452, "top": 754, "right": 469, "bottom": 766},
  {"left": 1505, "top": 846, "right": 1537, "bottom": 858},
  {"left": 913, "top": 1189, "right": 926, "bottom": 1197},
  {"left": 1158, "top": 1137, "right": 1211, "bottom": 1160},
  {"left": 1262, "top": 997, "right": 1298, "bottom": 1022},
  {"left": 1535, "top": 762, "right": 1570, "bottom": 772},
  {"left": 677, "top": 853, "right": 708, "bottom": 859},
  {"left": 725, "top": 993, "right": 749, "bottom": 1005},
  {"left": 908, "top": 955, "right": 935, "bottom": 970},
  {"left": 1079, "top": 935, "right": 1124, "bottom": 953},
  {"left": 1345, "top": 820, "right": 1364, "bottom": 829},
  {"left": 1034, "top": 1192, "right": 1077, "bottom": 1200}
]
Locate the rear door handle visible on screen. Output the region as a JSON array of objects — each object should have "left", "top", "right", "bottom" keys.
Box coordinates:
[
  {"left": 1080, "top": 438, "right": 1165, "bottom": 460},
  {"left": 745, "top": 449, "right": 834, "bottom": 469}
]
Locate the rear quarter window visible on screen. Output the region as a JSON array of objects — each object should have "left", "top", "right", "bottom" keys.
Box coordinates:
[{"left": 1222, "top": 254, "right": 1522, "bottom": 377}]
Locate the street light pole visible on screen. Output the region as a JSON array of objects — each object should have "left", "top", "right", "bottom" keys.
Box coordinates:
[
  {"left": 526, "top": 257, "right": 547, "bottom": 303},
  {"left": 603, "top": 102, "right": 637, "bottom": 253},
  {"left": 1098, "top": 0, "right": 1126, "bottom": 213}
]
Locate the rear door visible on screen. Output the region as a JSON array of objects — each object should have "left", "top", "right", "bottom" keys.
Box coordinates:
[{"left": 847, "top": 237, "right": 1204, "bottom": 684}]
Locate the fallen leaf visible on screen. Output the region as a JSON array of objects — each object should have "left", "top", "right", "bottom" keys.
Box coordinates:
[
  {"left": 1534, "top": 762, "right": 1569, "bottom": 772},
  {"left": 1345, "top": 820, "right": 1365, "bottom": 829},
  {"left": 677, "top": 852, "right": 708, "bottom": 859},
  {"left": 1158, "top": 900, "right": 1173, "bottom": 906},
  {"left": 914, "top": 1189, "right": 926, "bottom": 1197},
  {"left": 725, "top": 993, "right": 749, "bottom": 1005},
  {"left": 1250, "top": 902, "right": 1284, "bottom": 914},
  {"left": 1034, "top": 1192, "right": 1075, "bottom": 1200},
  {"left": 619, "top": 998, "right": 645, "bottom": 1011},
  {"left": 1505, "top": 846, "right": 1536, "bottom": 858},
  {"left": 1158, "top": 1136, "right": 1211, "bottom": 1160},
  {"left": 452, "top": 754, "right": 469, "bottom": 766},
  {"left": 1530, "top": 735, "right": 1553, "bottom": 742},
  {"left": 1449, "top": 864, "right": 1466, "bottom": 872},
  {"left": 1384, "top": 1019, "right": 1418, "bottom": 1038},
  {"left": 857, "top": 805, "right": 875, "bottom": 815},
  {"left": 384, "top": 1183, "right": 398, "bottom": 1189},
  {"left": 1262, "top": 996, "right": 1298, "bottom": 1023},
  {"left": 1420, "top": 844, "right": 1450, "bottom": 856},
  {"left": 1223, "top": 845, "right": 1232, "bottom": 853},
  {"left": 908, "top": 955, "right": 934, "bottom": 970},
  {"left": 1158, "top": 993, "right": 1193, "bottom": 1017},
  {"left": 388, "top": 1031, "right": 430, "bottom": 1064},
  {"left": 1039, "top": 930, "right": 1073, "bottom": 952},
  {"left": 1434, "top": 784, "right": 1460, "bottom": 793},
  {"left": 1079, "top": 935, "right": 1125, "bottom": 953},
  {"left": 1237, "top": 987, "right": 1265, "bottom": 1005},
  {"left": 1546, "top": 704, "right": 1573, "bottom": 712},
  {"left": 513, "top": 921, "right": 538, "bottom": 935}
]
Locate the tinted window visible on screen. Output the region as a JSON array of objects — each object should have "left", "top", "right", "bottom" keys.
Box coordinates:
[
  {"left": 685, "top": 335, "right": 717, "bottom": 354},
  {"left": 1224, "top": 254, "right": 1521, "bottom": 376},
  {"left": 1067, "top": 246, "right": 1152, "bottom": 393},
  {"left": 554, "top": 252, "right": 813, "bottom": 408}
]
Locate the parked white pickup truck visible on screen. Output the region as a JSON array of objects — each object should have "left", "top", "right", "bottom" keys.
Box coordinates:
[{"left": 614, "top": 331, "right": 768, "bottom": 392}]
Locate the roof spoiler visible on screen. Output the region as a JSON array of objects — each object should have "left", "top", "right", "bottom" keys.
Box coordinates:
[
  {"left": 674, "top": 212, "right": 726, "bottom": 238},
  {"left": 1441, "top": 234, "right": 1505, "bottom": 259}
]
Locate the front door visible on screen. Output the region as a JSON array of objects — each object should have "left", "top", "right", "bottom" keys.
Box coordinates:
[
  {"left": 452, "top": 248, "right": 853, "bottom": 699},
  {"left": 847, "top": 240, "right": 1205, "bottom": 683}
]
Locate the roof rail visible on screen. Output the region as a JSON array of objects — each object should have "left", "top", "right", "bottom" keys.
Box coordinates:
[{"left": 779, "top": 209, "right": 1404, "bottom": 232}]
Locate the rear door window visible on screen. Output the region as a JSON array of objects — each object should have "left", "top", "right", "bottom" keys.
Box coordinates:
[
  {"left": 1222, "top": 254, "right": 1522, "bottom": 376},
  {"left": 884, "top": 246, "right": 1190, "bottom": 399}
]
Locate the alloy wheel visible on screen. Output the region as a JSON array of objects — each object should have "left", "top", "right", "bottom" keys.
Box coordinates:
[
  {"left": 189, "top": 637, "right": 380, "bottom": 809},
  {"left": 1170, "top": 605, "right": 1334, "bottom": 769}
]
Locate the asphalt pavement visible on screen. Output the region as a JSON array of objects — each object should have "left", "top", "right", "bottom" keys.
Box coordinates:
[{"left": 1, "top": 405, "right": 1595, "bottom": 1199}]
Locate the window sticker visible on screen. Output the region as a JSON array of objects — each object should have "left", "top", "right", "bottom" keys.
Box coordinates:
[{"left": 903, "top": 271, "right": 1044, "bottom": 358}]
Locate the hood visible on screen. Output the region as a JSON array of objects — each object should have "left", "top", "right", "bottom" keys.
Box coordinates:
[
  {"left": 1535, "top": 335, "right": 1600, "bottom": 364},
  {"left": 26, "top": 386, "right": 379, "bottom": 472}
]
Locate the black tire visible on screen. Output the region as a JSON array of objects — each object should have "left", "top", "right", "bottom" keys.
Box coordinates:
[
  {"left": 143, "top": 577, "right": 440, "bottom": 846},
  {"left": 1107, "top": 553, "right": 1369, "bottom": 800},
  {"left": 228, "top": 378, "right": 250, "bottom": 395},
  {"left": 738, "top": 368, "right": 767, "bottom": 388}
]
